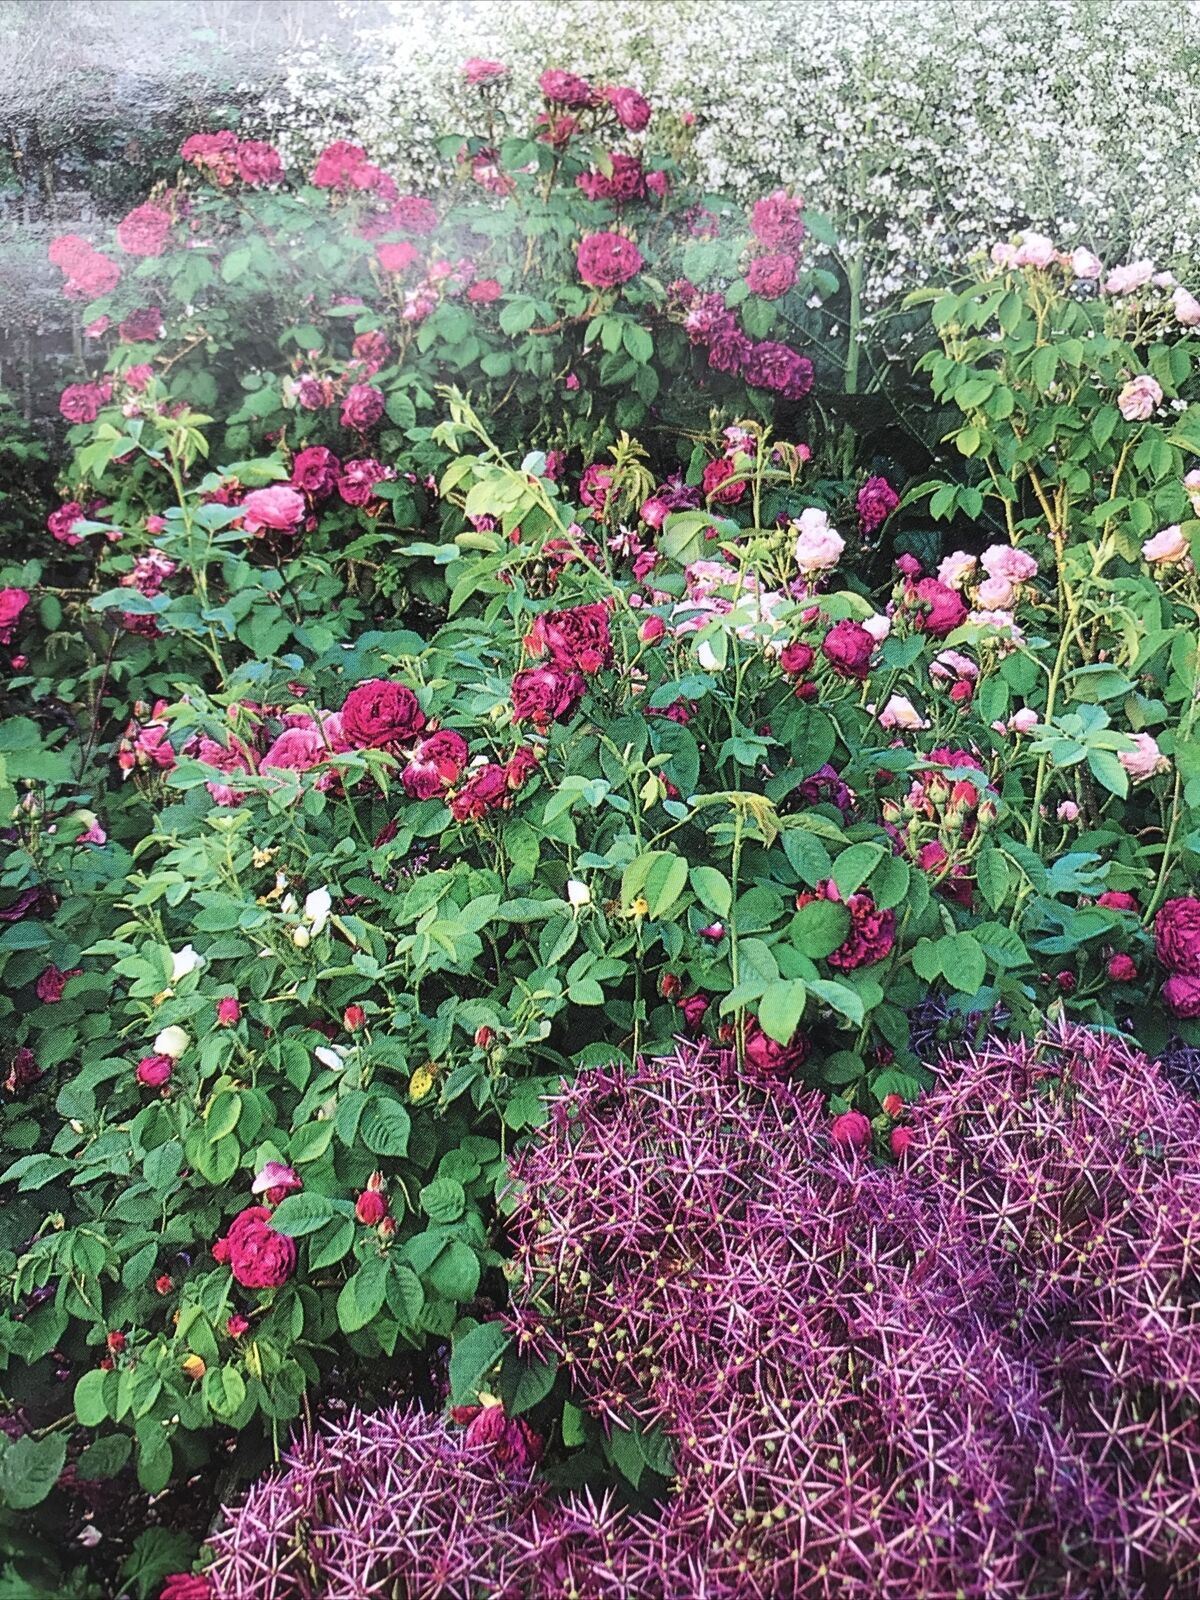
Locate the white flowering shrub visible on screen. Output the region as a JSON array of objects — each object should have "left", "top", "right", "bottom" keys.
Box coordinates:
[{"left": 270, "top": 0, "right": 1200, "bottom": 312}]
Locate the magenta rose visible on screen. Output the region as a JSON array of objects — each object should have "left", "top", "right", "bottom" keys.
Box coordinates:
[
  {"left": 743, "top": 1017, "right": 811, "bottom": 1080},
  {"left": 1163, "top": 974, "right": 1200, "bottom": 1018},
  {"left": 702, "top": 456, "right": 745, "bottom": 504},
  {"left": 59, "top": 382, "right": 112, "bottom": 424},
  {"left": 341, "top": 679, "right": 426, "bottom": 750},
  {"left": 234, "top": 139, "right": 284, "bottom": 186},
  {"left": 707, "top": 320, "right": 753, "bottom": 376},
  {"left": 680, "top": 993, "right": 710, "bottom": 1033},
  {"left": 1155, "top": 897, "right": 1200, "bottom": 976},
  {"left": 387, "top": 195, "right": 439, "bottom": 235},
  {"left": 337, "top": 457, "right": 392, "bottom": 507},
  {"left": 746, "top": 252, "right": 797, "bottom": 300},
  {"left": 376, "top": 240, "right": 419, "bottom": 275},
  {"left": 291, "top": 446, "right": 341, "bottom": 501},
  {"left": 0, "top": 588, "right": 29, "bottom": 646},
  {"left": 115, "top": 203, "right": 172, "bottom": 257},
  {"left": 118, "top": 305, "right": 164, "bottom": 342},
  {"left": 576, "top": 232, "right": 643, "bottom": 290},
  {"left": 822, "top": 619, "right": 875, "bottom": 680},
  {"left": 830, "top": 1109, "right": 871, "bottom": 1151},
  {"left": 450, "top": 762, "right": 510, "bottom": 821},
  {"left": 511, "top": 665, "right": 586, "bottom": 730},
  {"left": 403, "top": 730, "right": 469, "bottom": 799},
  {"left": 260, "top": 728, "right": 326, "bottom": 773},
  {"left": 741, "top": 341, "right": 813, "bottom": 399},
  {"left": 340, "top": 383, "right": 385, "bottom": 431},
  {"left": 539, "top": 68, "right": 593, "bottom": 106},
  {"left": 311, "top": 139, "right": 370, "bottom": 189},
  {"left": 577, "top": 153, "right": 646, "bottom": 203},
  {"left": 181, "top": 129, "right": 240, "bottom": 183},
  {"left": 240, "top": 485, "right": 305, "bottom": 538},
  {"left": 857, "top": 475, "right": 899, "bottom": 534},
  {"left": 136, "top": 1054, "right": 173, "bottom": 1089},
  {"left": 606, "top": 84, "right": 651, "bottom": 130},
  {"left": 796, "top": 881, "right": 895, "bottom": 969},
  {"left": 220, "top": 1206, "right": 296, "bottom": 1290},
  {"left": 159, "top": 1575, "right": 212, "bottom": 1600},
  {"left": 905, "top": 577, "right": 968, "bottom": 638},
  {"left": 750, "top": 190, "right": 805, "bottom": 251},
  {"left": 526, "top": 603, "right": 612, "bottom": 675}
]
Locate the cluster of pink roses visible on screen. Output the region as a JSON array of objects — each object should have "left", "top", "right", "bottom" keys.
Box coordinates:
[
  {"left": 741, "top": 187, "right": 805, "bottom": 303},
  {"left": 181, "top": 130, "right": 283, "bottom": 188},
  {"left": 675, "top": 274, "right": 813, "bottom": 400},
  {"left": 1156, "top": 897, "right": 1200, "bottom": 1019},
  {"left": 48, "top": 233, "right": 121, "bottom": 300},
  {"left": 991, "top": 232, "right": 1200, "bottom": 326}
]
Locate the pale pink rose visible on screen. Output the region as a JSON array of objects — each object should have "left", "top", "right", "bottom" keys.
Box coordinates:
[
  {"left": 981, "top": 545, "right": 1038, "bottom": 584},
  {"left": 937, "top": 550, "right": 976, "bottom": 589},
  {"left": 1185, "top": 470, "right": 1200, "bottom": 517},
  {"left": 1008, "top": 708, "right": 1038, "bottom": 735},
  {"left": 861, "top": 612, "right": 891, "bottom": 643},
  {"left": 792, "top": 507, "right": 844, "bottom": 574},
  {"left": 969, "top": 609, "right": 1023, "bottom": 644},
  {"left": 1153, "top": 271, "right": 1177, "bottom": 288},
  {"left": 991, "top": 241, "right": 1019, "bottom": 268},
  {"left": 1119, "top": 732, "right": 1168, "bottom": 783},
  {"left": 1070, "top": 247, "right": 1102, "bottom": 280},
  {"left": 1117, "top": 374, "right": 1162, "bottom": 421},
  {"left": 976, "top": 575, "right": 1015, "bottom": 609},
  {"left": 1056, "top": 799, "right": 1079, "bottom": 822},
  {"left": 1014, "top": 231, "right": 1056, "bottom": 269},
  {"left": 1173, "top": 285, "right": 1200, "bottom": 327},
  {"left": 877, "top": 694, "right": 928, "bottom": 730},
  {"left": 1104, "top": 259, "right": 1154, "bottom": 295},
  {"left": 929, "top": 649, "right": 977, "bottom": 682},
  {"left": 1142, "top": 524, "right": 1189, "bottom": 565}
]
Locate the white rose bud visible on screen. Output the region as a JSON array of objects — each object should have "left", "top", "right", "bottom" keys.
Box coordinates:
[
  {"left": 171, "top": 943, "right": 204, "bottom": 981},
  {"left": 566, "top": 879, "right": 591, "bottom": 908},
  {"left": 304, "top": 886, "right": 332, "bottom": 935},
  {"left": 154, "top": 1025, "right": 190, "bottom": 1060},
  {"left": 292, "top": 925, "right": 311, "bottom": 949}
]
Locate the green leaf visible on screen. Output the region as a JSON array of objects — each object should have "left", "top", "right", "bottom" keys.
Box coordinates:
[
  {"left": 509, "top": 1352, "right": 559, "bottom": 1414},
  {"left": 832, "top": 842, "right": 886, "bottom": 897},
  {"left": 74, "top": 1368, "right": 110, "bottom": 1427},
  {"left": 757, "top": 980, "right": 807, "bottom": 1044},
  {"left": 689, "top": 864, "right": 732, "bottom": 918},
  {"left": 0, "top": 1434, "right": 67, "bottom": 1508},
  {"left": 420, "top": 1177, "right": 466, "bottom": 1223},
  {"left": 361, "top": 1096, "right": 411, "bottom": 1157},
  {"left": 449, "top": 1320, "right": 511, "bottom": 1404},
  {"left": 791, "top": 899, "right": 850, "bottom": 960}
]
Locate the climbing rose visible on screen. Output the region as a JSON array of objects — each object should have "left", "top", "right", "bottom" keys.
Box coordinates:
[
  {"left": 1156, "top": 898, "right": 1200, "bottom": 976},
  {"left": 1143, "top": 524, "right": 1189, "bottom": 565},
  {"left": 219, "top": 1207, "right": 296, "bottom": 1290},
  {"left": 746, "top": 252, "right": 796, "bottom": 299},
  {"left": 59, "top": 382, "right": 112, "bottom": 423},
  {"left": 821, "top": 618, "right": 875, "bottom": 679},
  {"left": 340, "top": 680, "right": 426, "bottom": 750},
  {"left": 115, "top": 202, "right": 171, "bottom": 257},
  {"left": 576, "top": 232, "right": 643, "bottom": 289}
]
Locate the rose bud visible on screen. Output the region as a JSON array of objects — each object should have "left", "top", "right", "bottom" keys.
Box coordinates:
[
  {"left": 136, "top": 1053, "right": 173, "bottom": 1088},
  {"left": 1107, "top": 953, "right": 1137, "bottom": 983},
  {"left": 98, "top": 1357, "right": 114, "bottom": 1372},
  {"left": 830, "top": 1110, "right": 872, "bottom": 1150},
  {"left": 355, "top": 1189, "right": 388, "bottom": 1227},
  {"left": 474, "top": 1025, "right": 495, "bottom": 1049},
  {"left": 1098, "top": 890, "right": 1138, "bottom": 911},
  {"left": 216, "top": 995, "right": 241, "bottom": 1026},
  {"left": 153, "top": 1025, "right": 190, "bottom": 1060},
  {"left": 155, "top": 1274, "right": 174, "bottom": 1295},
  {"left": 344, "top": 1003, "right": 367, "bottom": 1031},
  {"left": 890, "top": 1125, "right": 914, "bottom": 1158},
  {"left": 226, "top": 1314, "right": 250, "bottom": 1338},
  {"left": 659, "top": 972, "right": 683, "bottom": 1001},
  {"left": 639, "top": 615, "right": 666, "bottom": 644},
  {"left": 699, "top": 921, "right": 725, "bottom": 941},
  {"left": 378, "top": 1214, "right": 397, "bottom": 1240},
  {"left": 180, "top": 1354, "right": 206, "bottom": 1381},
  {"left": 1055, "top": 970, "right": 1077, "bottom": 994},
  {"left": 881, "top": 1092, "right": 903, "bottom": 1117},
  {"left": 106, "top": 1330, "right": 126, "bottom": 1354}
]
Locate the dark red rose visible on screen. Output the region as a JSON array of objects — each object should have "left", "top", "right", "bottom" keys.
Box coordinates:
[
  {"left": 526, "top": 603, "right": 612, "bottom": 675},
  {"left": 795, "top": 880, "right": 895, "bottom": 969},
  {"left": 36, "top": 963, "right": 80, "bottom": 1004},
  {"left": 746, "top": 252, "right": 797, "bottom": 300},
  {"left": 1098, "top": 890, "right": 1139, "bottom": 912},
  {"left": 340, "top": 383, "right": 385, "bottom": 431},
  {"left": 505, "top": 746, "right": 540, "bottom": 790},
  {"left": 830, "top": 1110, "right": 871, "bottom": 1150},
  {"left": 159, "top": 1576, "right": 212, "bottom": 1600},
  {"left": 1155, "top": 897, "right": 1200, "bottom": 975},
  {"left": 743, "top": 1017, "right": 810, "bottom": 1079},
  {"left": 450, "top": 763, "right": 510, "bottom": 821},
  {"left": 680, "top": 993, "right": 710, "bottom": 1032},
  {"left": 821, "top": 619, "right": 875, "bottom": 679},
  {"left": 1107, "top": 953, "right": 1137, "bottom": 982},
  {"left": 291, "top": 446, "right": 341, "bottom": 501},
  {"left": 511, "top": 665, "right": 585, "bottom": 730},
  {"left": 780, "top": 641, "right": 814, "bottom": 677},
  {"left": 402, "top": 730, "right": 468, "bottom": 799},
  {"left": 340, "top": 679, "right": 426, "bottom": 750},
  {"left": 220, "top": 1206, "right": 296, "bottom": 1290}
]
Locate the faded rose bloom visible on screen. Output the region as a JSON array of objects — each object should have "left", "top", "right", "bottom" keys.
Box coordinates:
[
  {"left": 505, "top": 745, "right": 540, "bottom": 790},
  {"left": 821, "top": 618, "right": 875, "bottom": 679},
  {"left": 538, "top": 68, "right": 592, "bottom": 106},
  {"left": 1070, "top": 247, "right": 1103, "bottom": 279},
  {"left": 606, "top": 84, "right": 651, "bottom": 130},
  {"left": 1163, "top": 974, "right": 1200, "bottom": 1018},
  {"left": 1155, "top": 898, "right": 1200, "bottom": 975},
  {"left": 937, "top": 550, "right": 977, "bottom": 589},
  {"left": 402, "top": 730, "right": 469, "bottom": 799},
  {"left": 511, "top": 665, "right": 586, "bottom": 729},
  {"left": 350, "top": 331, "right": 392, "bottom": 376},
  {"left": 261, "top": 727, "right": 326, "bottom": 774},
  {"left": 830, "top": 1109, "right": 871, "bottom": 1150},
  {"left": 526, "top": 603, "right": 612, "bottom": 674},
  {"left": 1172, "top": 285, "right": 1200, "bottom": 327},
  {"left": 336, "top": 457, "right": 393, "bottom": 507},
  {"left": 576, "top": 232, "right": 643, "bottom": 290},
  {"left": 461, "top": 1400, "right": 544, "bottom": 1472},
  {"left": 181, "top": 129, "right": 240, "bottom": 183},
  {"left": 680, "top": 993, "right": 710, "bottom": 1032},
  {"left": 577, "top": 153, "right": 646, "bottom": 203},
  {"left": 291, "top": 446, "right": 341, "bottom": 501},
  {"left": 1013, "top": 230, "right": 1056, "bottom": 269},
  {"left": 450, "top": 762, "right": 509, "bottom": 821},
  {"left": 878, "top": 693, "right": 928, "bottom": 731},
  {"left": 976, "top": 576, "right": 1015, "bottom": 609},
  {"left": 1104, "top": 259, "right": 1154, "bottom": 295},
  {"left": 116, "top": 203, "right": 171, "bottom": 257},
  {"left": 796, "top": 879, "right": 895, "bottom": 969},
  {"left": 136, "top": 1054, "right": 173, "bottom": 1088},
  {"left": 792, "top": 507, "right": 844, "bottom": 574},
  {"left": 340, "top": 383, "right": 385, "bottom": 431},
  {"left": 0, "top": 588, "right": 29, "bottom": 645},
  {"left": 743, "top": 1016, "right": 810, "bottom": 1079},
  {"left": 118, "top": 305, "right": 164, "bottom": 342},
  {"left": 225, "top": 1208, "right": 296, "bottom": 1289},
  {"left": 234, "top": 139, "right": 284, "bottom": 186},
  {"left": 1143, "top": 524, "right": 1189, "bottom": 565},
  {"left": 252, "top": 1162, "right": 303, "bottom": 1205},
  {"left": 36, "top": 964, "right": 79, "bottom": 1004},
  {"left": 746, "top": 252, "right": 797, "bottom": 300},
  {"left": 1118, "top": 732, "right": 1168, "bottom": 783},
  {"left": 750, "top": 189, "right": 805, "bottom": 251},
  {"left": 857, "top": 475, "right": 899, "bottom": 534},
  {"left": 463, "top": 57, "right": 508, "bottom": 87},
  {"left": 340, "top": 679, "right": 426, "bottom": 750},
  {"left": 1117, "top": 374, "right": 1162, "bottom": 421},
  {"left": 240, "top": 485, "right": 305, "bottom": 537}
]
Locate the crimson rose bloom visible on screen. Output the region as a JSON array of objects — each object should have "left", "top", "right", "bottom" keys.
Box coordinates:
[
  {"left": 118, "top": 305, "right": 164, "bottom": 342},
  {"left": 234, "top": 139, "right": 284, "bottom": 186},
  {"left": 1155, "top": 897, "right": 1200, "bottom": 976},
  {"left": 830, "top": 1109, "right": 871, "bottom": 1150},
  {"left": 505, "top": 745, "right": 540, "bottom": 789},
  {"left": 577, "top": 153, "right": 645, "bottom": 203},
  {"left": 60, "top": 382, "right": 112, "bottom": 424},
  {"left": 402, "top": 730, "right": 469, "bottom": 799},
  {"left": 341, "top": 679, "right": 426, "bottom": 750},
  {"left": 450, "top": 763, "right": 509, "bottom": 821},
  {"left": 743, "top": 1017, "right": 811, "bottom": 1079},
  {"left": 741, "top": 340, "right": 813, "bottom": 399},
  {"left": 241, "top": 485, "right": 305, "bottom": 537},
  {"left": 905, "top": 577, "right": 968, "bottom": 638},
  {"left": 1098, "top": 890, "right": 1139, "bottom": 911},
  {"left": 355, "top": 1189, "right": 388, "bottom": 1227},
  {"left": 822, "top": 618, "right": 875, "bottom": 679},
  {"left": 376, "top": 240, "right": 419, "bottom": 274},
  {"left": 0, "top": 588, "right": 29, "bottom": 646},
  {"left": 796, "top": 880, "right": 895, "bottom": 969},
  {"left": 680, "top": 993, "right": 710, "bottom": 1032},
  {"left": 746, "top": 252, "right": 797, "bottom": 300},
  {"left": 576, "top": 232, "right": 643, "bottom": 289},
  {"left": 291, "top": 446, "right": 341, "bottom": 501},
  {"left": 337, "top": 457, "right": 392, "bottom": 507},
  {"left": 1163, "top": 974, "right": 1200, "bottom": 1018},
  {"left": 311, "top": 139, "right": 370, "bottom": 189},
  {"left": 340, "top": 383, "right": 385, "bottom": 431},
  {"left": 467, "top": 278, "right": 502, "bottom": 304},
  {"left": 607, "top": 85, "right": 651, "bottom": 131},
  {"left": 220, "top": 1206, "right": 296, "bottom": 1290},
  {"left": 115, "top": 203, "right": 171, "bottom": 257},
  {"left": 136, "top": 1054, "right": 173, "bottom": 1088},
  {"left": 539, "top": 68, "right": 592, "bottom": 106},
  {"left": 780, "top": 641, "right": 814, "bottom": 677},
  {"left": 526, "top": 603, "right": 612, "bottom": 674},
  {"left": 511, "top": 665, "right": 586, "bottom": 730},
  {"left": 702, "top": 456, "right": 745, "bottom": 504}
]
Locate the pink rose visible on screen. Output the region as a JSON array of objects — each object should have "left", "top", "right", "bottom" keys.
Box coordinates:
[
  {"left": 980, "top": 545, "right": 1038, "bottom": 584},
  {"left": 878, "top": 694, "right": 928, "bottom": 731},
  {"left": 746, "top": 252, "right": 797, "bottom": 300},
  {"left": 905, "top": 576, "right": 968, "bottom": 638},
  {"left": 937, "top": 550, "right": 977, "bottom": 589},
  {"left": 116, "top": 203, "right": 172, "bottom": 257},
  {"left": 576, "top": 232, "right": 643, "bottom": 289},
  {"left": 181, "top": 130, "right": 240, "bottom": 183},
  {"left": 402, "top": 730, "right": 469, "bottom": 799},
  {"left": 1118, "top": 732, "right": 1168, "bottom": 783},
  {"left": 749, "top": 190, "right": 805, "bottom": 251},
  {"left": 1155, "top": 897, "right": 1200, "bottom": 975},
  {"left": 792, "top": 507, "right": 844, "bottom": 574},
  {"left": 1163, "top": 974, "right": 1200, "bottom": 1018},
  {"left": 260, "top": 727, "right": 326, "bottom": 773},
  {"left": 1142, "top": 524, "right": 1189, "bottom": 566},
  {"left": 1104, "top": 259, "right": 1154, "bottom": 295},
  {"left": 1172, "top": 285, "right": 1200, "bottom": 327},
  {"left": 219, "top": 1206, "right": 296, "bottom": 1290},
  {"left": 340, "top": 383, "right": 385, "bottom": 431},
  {"left": 159, "top": 1575, "right": 212, "bottom": 1600},
  {"left": 251, "top": 1162, "right": 303, "bottom": 1205},
  {"left": 1070, "top": 247, "right": 1103, "bottom": 279},
  {"left": 340, "top": 679, "right": 426, "bottom": 750},
  {"left": 511, "top": 665, "right": 586, "bottom": 730},
  {"left": 467, "top": 278, "right": 502, "bottom": 304},
  {"left": 1013, "top": 231, "right": 1055, "bottom": 269},
  {"left": 336, "top": 457, "right": 393, "bottom": 507},
  {"left": 606, "top": 85, "right": 651, "bottom": 130},
  {"left": 234, "top": 140, "right": 284, "bottom": 186},
  {"left": 976, "top": 575, "right": 1015, "bottom": 609},
  {"left": 830, "top": 1109, "right": 871, "bottom": 1150},
  {"left": 240, "top": 485, "right": 306, "bottom": 538},
  {"left": 0, "top": 588, "right": 29, "bottom": 646},
  {"left": 463, "top": 58, "right": 508, "bottom": 87},
  {"left": 376, "top": 240, "right": 419, "bottom": 275},
  {"left": 291, "top": 446, "right": 341, "bottom": 501},
  {"left": 136, "top": 1054, "right": 173, "bottom": 1088},
  {"left": 822, "top": 619, "right": 875, "bottom": 679},
  {"left": 1118, "top": 374, "right": 1162, "bottom": 421},
  {"left": 311, "top": 139, "right": 371, "bottom": 190},
  {"left": 539, "top": 69, "right": 593, "bottom": 107}
]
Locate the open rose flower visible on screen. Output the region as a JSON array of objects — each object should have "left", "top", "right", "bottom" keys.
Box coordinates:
[
  {"left": 576, "top": 232, "right": 643, "bottom": 289},
  {"left": 402, "top": 730, "right": 469, "bottom": 799},
  {"left": 340, "top": 679, "right": 426, "bottom": 750},
  {"left": 449, "top": 762, "right": 509, "bottom": 821},
  {"left": 792, "top": 507, "right": 844, "bottom": 574},
  {"left": 1117, "top": 374, "right": 1162, "bottom": 421},
  {"left": 525, "top": 604, "right": 612, "bottom": 675},
  {"left": 0, "top": 588, "right": 29, "bottom": 646},
  {"left": 821, "top": 619, "right": 875, "bottom": 679},
  {"left": 1156, "top": 898, "right": 1200, "bottom": 976},
  {"left": 743, "top": 1016, "right": 810, "bottom": 1079},
  {"left": 796, "top": 879, "right": 895, "bottom": 969},
  {"left": 340, "top": 383, "right": 385, "bottom": 432},
  {"left": 217, "top": 1206, "right": 296, "bottom": 1290},
  {"left": 240, "top": 485, "right": 305, "bottom": 538},
  {"left": 606, "top": 85, "right": 651, "bottom": 130},
  {"left": 1163, "top": 974, "right": 1200, "bottom": 1018},
  {"left": 746, "top": 252, "right": 797, "bottom": 300},
  {"left": 1118, "top": 732, "right": 1168, "bottom": 783},
  {"left": 1143, "top": 524, "right": 1189, "bottom": 566},
  {"left": 115, "top": 202, "right": 172, "bottom": 257},
  {"left": 511, "top": 665, "right": 586, "bottom": 730}
]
